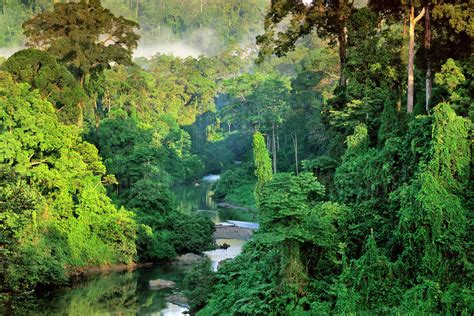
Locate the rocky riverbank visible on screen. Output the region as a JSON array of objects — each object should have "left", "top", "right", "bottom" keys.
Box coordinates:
[{"left": 213, "top": 224, "right": 254, "bottom": 240}]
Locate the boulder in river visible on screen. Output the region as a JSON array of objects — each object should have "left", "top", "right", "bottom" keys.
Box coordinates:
[
  {"left": 165, "top": 294, "right": 190, "bottom": 308},
  {"left": 219, "top": 242, "right": 230, "bottom": 249},
  {"left": 149, "top": 279, "right": 176, "bottom": 289},
  {"left": 174, "top": 253, "right": 206, "bottom": 265}
]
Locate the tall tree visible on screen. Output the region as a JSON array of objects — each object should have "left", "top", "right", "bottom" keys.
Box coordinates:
[
  {"left": 406, "top": 1, "right": 425, "bottom": 113},
  {"left": 224, "top": 73, "right": 291, "bottom": 173},
  {"left": 22, "top": 0, "right": 140, "bottom": 126},
  {"left": 369, "top": 0, "right": 472, "bottom": 113},
  {"left": 257, "top": 0, "right": 353, "bottom": 87},
  {"left": 369, "top": 0, "right": 425, "bottom": 113}
]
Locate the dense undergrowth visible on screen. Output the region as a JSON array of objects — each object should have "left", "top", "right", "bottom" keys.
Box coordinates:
[{"left": 194, "top": 103, "right": 472, "bottom": 315}]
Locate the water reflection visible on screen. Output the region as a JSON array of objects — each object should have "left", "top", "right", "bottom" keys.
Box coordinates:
[
  {"left": 20, "top": 242, "right": 248, "bottom": 315},
  {"left": 174, "top": 179, "right": 217, "bottom": 216},
  {"left": 24, "top": 265, "right": 189, "bottom": 316},
  {"left": 174, "top": 175, "right": 257, "bottom": 223},
  {"left": 14, "top": 176, "right": 255, "bottom": 316}
]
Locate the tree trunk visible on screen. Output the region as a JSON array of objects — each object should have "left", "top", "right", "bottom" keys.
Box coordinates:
[
  {"left": 424, "top": 3, "right": 432, "bottom": 113},
  {"left": 276, "top": 125, "right": 280, "bottom": 151},
  {"left": 266, "top": 134, "right": 271, "bottom": 154},
  {"left": 338, "top": 26, "right": 347, "bottom": 87},
  {"left": 272, "top": 122, "right": 277, "bottom": 174},
  {"left": 407, "top": 6, "right": 425, "bottom": 114},
  {"left": 93, "top": 96, "right": 100, "bottom": 129},
  {"left": 292, "top": 133, "right": 298, "bottom": 176},
  {"left": 78, "top": 74, "right": 85, "bottom": 128}
]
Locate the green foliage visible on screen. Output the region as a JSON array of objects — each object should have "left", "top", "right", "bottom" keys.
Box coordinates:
[
  {"left": 126, "top": 179, "right": 214, "bottom": 260},
  {"left": 203, "top": 75, "right": 471, "bottom": 315},
  {"left": 435, "top": 58, "right": 466, "bottom": 94},
  {"left": 252, "top": 131, "right": 272, "bottom": 205},
  {"left": 394, "top": 104, "right": 471, "bottom": 312},
  {"left": 0, "top": 0, "right": 31, "bottom": 47},
  {"left": 259, "top": 173, "right": 325, "bottom": 233},
  {"left": 135, "top": 224, "right": 174, "bottom": 262},
  {"left": 2, "top": 48, "right": 86, "bottom": 125},
  {"left": 335, "top": 232, "right": 401, "bottom": 313},
  {"left": 302, "top": 156, "right": 339, "bottom": 197},
  {"left": 345, "top": 124, "right": 369, "bottom": 155},
  {"left": 0, "top": 72, "right": 137, "bottom": 295},
  {"left": 256, "top": 0, "right": 352, "bottom": 68},
  {"left": 223, "top": 183, "right": 257, "bottom": 209},
  {"left": 168, "top": 213, "right": 215, "bottom": 254},
  {"left": 201, "top": 173, "right": 347, "bottom": 314},
  {"left": 213, "top": 164, "right": 256, "bottom": 208},
  {"left": 22, "top": 0, "right": 139, "bottom": 81},
  {"left": 197, "top": 241, "right": 281, "bottom": 315},
  {"left": 2, "top": 1, "right": 473, "bottom": 314},
  {"left": 223, "top": 72, "right": 292, "bottom": 131},
  {"left": 134, "top": 55, "right": 219, "bottom": 126},
  {"left": 433, "top": 57, "right": 473, "bottom": 118},
  {"left": 184, "top": 260, "right": 217, "bottom": 313},
  {"left": 197, "top": 140, "right": 235, "bottom": 174},
  {"left": 103, "top": 0, "right": 267, "bottom": 52},
  {"left": 126, "top": 179, "right": 176, "bottom": 221}
]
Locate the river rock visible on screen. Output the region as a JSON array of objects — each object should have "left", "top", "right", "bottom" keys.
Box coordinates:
[
  {"left": 165, "top": 294, "right": 190, "bottom": 308},
  {"left": 174, "top": 253, "right": 206, "bottom": 265},
  {"left": 213, "top": 225, "right": 253, "bottom": 240},
  {"left": 149, "top": 279, "right": 176, "bottom": 289},
  {"left": 219, "top": 242, "right": 230, "bottom": 249}
]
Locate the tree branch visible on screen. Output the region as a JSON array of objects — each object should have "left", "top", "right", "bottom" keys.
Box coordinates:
[
  {"left": 414, "top": 7, "right": 425, "bottom": 24},
  {"left": 30, "top": 159, "right": 47, "bottom": 166}
]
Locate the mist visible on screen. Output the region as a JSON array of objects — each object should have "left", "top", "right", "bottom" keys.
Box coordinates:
[
  {"left": 134, "top": 41, "right": 203, "bottom": 59},
  {"left": 0, "top": 46, "right": 24, "bottom": 58},
  {"left": 134, "top": 26, "right": 223, "bottom": 59}
]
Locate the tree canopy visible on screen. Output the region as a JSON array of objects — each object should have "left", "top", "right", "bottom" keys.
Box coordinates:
[{"left": 22, "top": 0, "right": 140, "bottom": 83}]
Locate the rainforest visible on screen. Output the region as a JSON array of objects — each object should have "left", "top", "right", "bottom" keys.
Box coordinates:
[{"left": 0, "top": 0, "right": 472, "bottom": 315}]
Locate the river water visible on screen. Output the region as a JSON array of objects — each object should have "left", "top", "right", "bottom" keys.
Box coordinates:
[
  {"left": 174, "top": 175, "right": 257, "bottom": 223},
  {"left": 19, "top": 175, "right": 257, "bottom": 315}
]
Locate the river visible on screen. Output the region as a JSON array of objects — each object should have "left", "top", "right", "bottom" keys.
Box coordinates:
[
  {"left": 19, "top": 175, "right": 257, "bottom": 315},
  {"left": 174, "top": 174, "right": 257, "bottom": 223}
]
